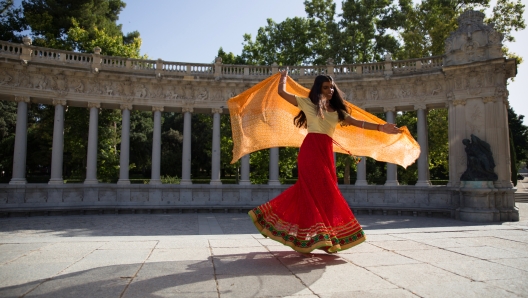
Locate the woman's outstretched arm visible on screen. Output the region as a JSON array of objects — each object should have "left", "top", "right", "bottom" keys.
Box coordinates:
[
  {"left": 278, "top": 68, "right": 297, "bottom": 106},
  {"left": 343, "top": 115, "right": 401, "bottom": 134}
]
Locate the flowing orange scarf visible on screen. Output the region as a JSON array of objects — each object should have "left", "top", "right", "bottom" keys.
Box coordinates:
[{"left": 227, "top": 73, "right": 420, "bottom": 168}]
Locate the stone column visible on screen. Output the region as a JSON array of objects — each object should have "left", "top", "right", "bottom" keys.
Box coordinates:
[
  {"left": 239, "top": 154, "right": 251, "bottom": 185},
  {"left": 447, "top": 99, "right": 467, "bottom": 187},
  {"left": 384, "top": 107, "right": 399, "bottom": 186},
  {"left": 488, "top": 93, "right": 513, "bottom": 188},
  {"left": 268, "top": 147, "right": 280, "bottom": 185},
  {"left": 180, "top": 107, "right": 193, "bottom": 185},
  {"left": 150, "top": 106, "right": 163, "bottom": 185},
  {"left": 117, "top": 104, "right": 132, "bottom": 185},
  {"left": 9, "top": 96, "right": 30, "bottom": 185},
  {"left": 48, "top": 99, "right": 67, "bottom": 185},
  {"left": 415, "top": 104, "right": 431, "bottom": 186},
  {"left": 210, "top": 108, "right": 222, "bottom": 185},
  {"left": 84, "top": 102, "right": 100, "bottom": 184},
  {"left": 355, "top": 157, "right": 368, "bottom": 186}
]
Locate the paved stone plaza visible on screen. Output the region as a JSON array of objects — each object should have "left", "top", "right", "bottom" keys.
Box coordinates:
[{"left": 0, "top": 199, "right": 526, "bottom": 298}]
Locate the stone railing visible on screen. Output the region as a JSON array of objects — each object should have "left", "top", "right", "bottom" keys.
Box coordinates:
[{"left": 0, "top": 40, "right": 444, "bottom": 80}]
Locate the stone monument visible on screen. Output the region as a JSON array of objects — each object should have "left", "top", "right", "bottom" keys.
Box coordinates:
[{"left": 458, "top": 135, "right": 500, "bottom": 222}]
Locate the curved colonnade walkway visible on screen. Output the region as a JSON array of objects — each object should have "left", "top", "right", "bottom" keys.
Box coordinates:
[{"left": 0, "top": 10, "right": 521, "bottom": 223}]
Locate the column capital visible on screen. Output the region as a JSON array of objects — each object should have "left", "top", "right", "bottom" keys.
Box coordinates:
[
  {"left": 483, "top": 96, "right": 495, "bottom": 104},
  {"left": 120, "top": 103, "right": 133, "bottom": 110},
  {"left": 87, "top": 102, "right": 101, "bottom": 109},
  {"left": 52, "top": 99, "right": 67, "bottom": 106},
  {"left": 383, "top": 106, "right": 396, "bottom": 112},
  {"left": 211, "top": 108, "right": 223, "bottom": 114},
  {"left": 14, "top": 96, "right": 30, "bottom": 103},
  {"left": 452, "top": 99, "right": 466, "bottom": 106},
  {"left": 152, "top": 106, "right": 164, "bottom": 112},
  {"left": 182, "top": 107, "right": 194, "bottom": 113},
  {"left": 414, "top": 104, "right": 427, "bottom": 110}
]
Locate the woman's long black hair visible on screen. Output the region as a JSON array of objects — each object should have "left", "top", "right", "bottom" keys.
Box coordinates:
[{"left": 293, "top": 75, "right": 349, "bottom": 128}]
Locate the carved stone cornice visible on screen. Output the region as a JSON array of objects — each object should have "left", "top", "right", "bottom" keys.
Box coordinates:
[
  {"left": 182, "top": 107, "right": 194, "bottom": 113},
  {"left": 152, "top": 106, "right": 164, "bottom": 112},
  {"left": 120, "top": 104, "right": 133, "bottom": 110},
  {"left": 383, "top": 106, "right": 396, "bottom": 112},
  {"left": 14, "top": 96, "right": 30, "bottom": 103},
  {"left": 87, "top": 102, "right": 101, "bottom": 109},
  {"left": 211, "top": 108, "right": 223, "bottom": 114},
  {"left": 52, "top": 99, "right": 67, "bottom": 106}
]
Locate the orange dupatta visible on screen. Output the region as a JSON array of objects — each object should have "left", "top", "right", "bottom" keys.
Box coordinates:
[{"left": 227, "top": 73, "right": 420, "bottom": 168}]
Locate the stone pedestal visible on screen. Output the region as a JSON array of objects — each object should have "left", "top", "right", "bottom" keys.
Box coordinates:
[{"left": 457, "top": 181, "right": 499, "bottom": 222}]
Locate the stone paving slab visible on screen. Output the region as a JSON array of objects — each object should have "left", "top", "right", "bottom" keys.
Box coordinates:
[{"left": 0, "top": 203, "right": 526, "bottom": 297}]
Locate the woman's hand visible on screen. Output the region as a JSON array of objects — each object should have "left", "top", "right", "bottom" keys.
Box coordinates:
[
  {"left": 279, "top": 68, "right": 288, "bottom": 82},
  {"left": 277, "top": 67, "right": 297, "bottom": 106},
  {"left": 380, "top": 123, "right": 401, "bottom": 134}
]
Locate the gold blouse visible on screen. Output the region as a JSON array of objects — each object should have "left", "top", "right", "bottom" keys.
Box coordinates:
[{"left": 295, "top": 95, "right": 350, "bottom": 138}]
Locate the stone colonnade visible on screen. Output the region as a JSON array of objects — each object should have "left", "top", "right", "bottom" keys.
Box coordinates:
[
  {"left": 0, "top": 10, "right": 519, "bottom": 222},
  {"left": 8, "top": 99, "right": 432, "bottom": 187}
]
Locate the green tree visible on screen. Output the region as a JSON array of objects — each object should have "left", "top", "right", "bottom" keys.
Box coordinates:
[
  {"left": 216, "top": 47, "right": 246, "bottom": 65},
  {"left": 66, "top": 19, "right": 142, "bottom": 58},
  {"left": 338, "top": 0, "right": 405, "bottom": 63},
  {"left": 428, "top": 109, "right": 449, "bottom": 182},
  {"left": 0, "top": 0, "right": 26, "bottom": 42},
  {"left": 129, "top": 110, "right": 153, "bottom": 177},
  {"left": 487, "top": 0, "right": 526, "bottom": 63},
  {"left": 508, "top": 107, "right": 528, "bottom": 165},
  {"left": 20, "top": 0, "right": 134, "bottom": 50},
  {"left": 0, "top": 100, "right": 17, "bottom": 182}
]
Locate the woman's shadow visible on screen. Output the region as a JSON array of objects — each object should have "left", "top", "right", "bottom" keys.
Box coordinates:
[{"left": 1, "top": 251, "right": 347, "bottom": 297}]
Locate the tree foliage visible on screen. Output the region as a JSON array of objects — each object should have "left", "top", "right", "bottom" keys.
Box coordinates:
[{"left": 508, "top": 107, "right": 528, "bottom": 164}]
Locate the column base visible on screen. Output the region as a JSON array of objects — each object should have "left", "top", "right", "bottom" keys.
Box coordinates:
[
  {"left": 268, "top": 180, "right": 281, "bottom": 186},
  {"left": 457, "top": 207, "right": 500, "bottom": 222},
  {"left": 415, "top": 180, "right": 432, "bottom": 187},
  {"left": 9, "top": 178, "right": 27, "bottom": 185},
  {"left": 149, "top": 179, "right": 162, "bottom": 185},
  {"left": 239, "top": 180, "right": 251, "bottom": 185},
  {"left": 210, "top": 180, "right": 222, "bottom": 185},
  {"left": 117, "top": 179, "right": 131, "bottom": 185},
  {"left": 84, "top": 179, "right": 99, "bottom": 185},
  {"left": 180, "top": 179, "right": 193, "bottom": 185},
  {"left": 355, "top": 180, "right": 368, "bottom": 186},
  {"left": 384, "top": 180, "right": 399, "bottom": 186},
  {"left": 498, "top": 207, "right": 519, "bottom": 222},
  {"left": 494, "top": 180, "right": 514, "bottom": 188},
  {"left": 48, "top": 178, "right": 64, "bottom": 185}
]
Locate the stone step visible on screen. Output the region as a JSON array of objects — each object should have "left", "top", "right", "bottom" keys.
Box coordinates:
[{"left": 515, "top": 193, "right": 528, "bottom": 203}]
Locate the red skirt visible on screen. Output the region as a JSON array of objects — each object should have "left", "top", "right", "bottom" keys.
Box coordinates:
[{"left": 248, "top": 133, "right": 365, "bottom": 253}]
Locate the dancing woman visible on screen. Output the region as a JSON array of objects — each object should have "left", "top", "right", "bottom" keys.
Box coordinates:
[{"left": 248, "top": 69, "right": 400, "bottom": 254}]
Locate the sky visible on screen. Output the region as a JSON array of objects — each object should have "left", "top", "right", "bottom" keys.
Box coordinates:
[{"left": 116, "top": 0, "right": 528, "bottom": 125}]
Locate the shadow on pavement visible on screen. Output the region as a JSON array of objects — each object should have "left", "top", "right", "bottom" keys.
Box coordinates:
[{"left": 0, "top": 252, "right": 342, "bottom": 298}]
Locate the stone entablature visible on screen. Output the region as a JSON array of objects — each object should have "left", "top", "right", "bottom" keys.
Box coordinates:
[
  {"left": 0, "top": 39, "right": 451, "bottom": 113},
  {"left": 0, "top": 40, "right": 515, "bottom": 116}
]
